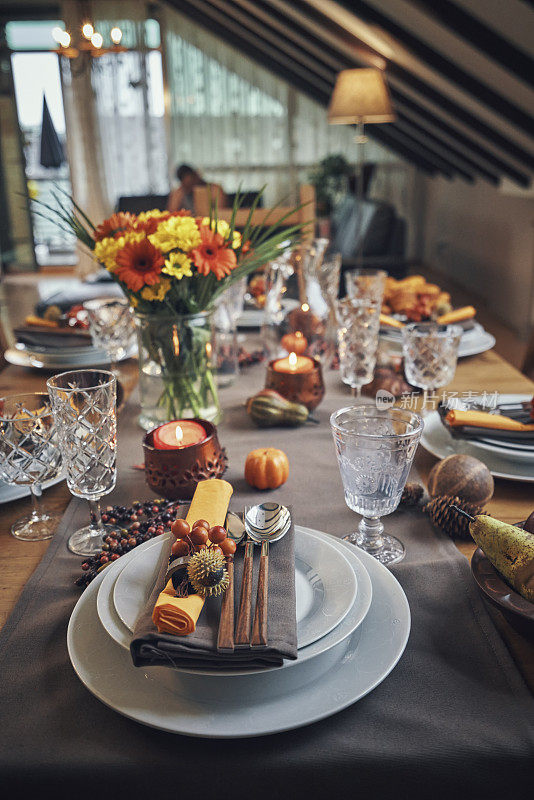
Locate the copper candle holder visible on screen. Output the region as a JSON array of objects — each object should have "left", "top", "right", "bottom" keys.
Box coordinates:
[
  {"left": 265, "top": 358, "right": 325, "bottom": 410},
  {"left": 143, "top": 419, "right": 227, "bottom": 501}
]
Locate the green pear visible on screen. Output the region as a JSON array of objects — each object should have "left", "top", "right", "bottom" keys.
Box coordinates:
[{"left": 469, "top": 515, "right": 534, "bottom": 602}]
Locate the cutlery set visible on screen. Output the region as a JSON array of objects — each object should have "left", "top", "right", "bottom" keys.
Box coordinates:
[{"left": 217, "top": 503, "right": 291, "bottom": 651}]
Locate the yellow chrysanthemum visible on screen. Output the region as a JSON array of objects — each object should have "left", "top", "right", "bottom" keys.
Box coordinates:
[
  {"left": 201, "top": 217, "right": 242, "bottom": 249},
  {"left": 140, "top": 277, "right": 172, "bottom": 302},
  {"left": 149, "top": 216, "right": 201, "bottom": 253},
  {"left": 136, "top": 209, "right": 169, "bottom": 223},
  {"left": 162, "top": 251, "right": 193, "bottom": 280},
  {"left": 94, "top": 232, "right": 145, "bottom": 272}
]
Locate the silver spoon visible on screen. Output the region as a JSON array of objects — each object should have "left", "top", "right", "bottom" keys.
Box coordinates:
[{"left": 236, "top": 502, "right": 291, "bottom": 647}]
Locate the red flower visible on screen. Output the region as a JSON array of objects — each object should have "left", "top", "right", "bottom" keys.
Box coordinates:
[
  {"left": 94, "top": 212, "right": 135, "bottom": 242},
  {"left": 191, "top": 225, "right": 237, "bottom": 280},
  {"left": 115, "top": 239, "right": 164, "bottom": 292}
]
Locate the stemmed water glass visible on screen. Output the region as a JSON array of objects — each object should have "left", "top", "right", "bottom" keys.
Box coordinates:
[
  {"left": 402, "top": 323, "right": 462, "bottom": 408},
  {"left": 345, "top": 268, "right": 386, "bottom": 304},
  {"left": 336, "top": 297, "right": 381, "bottom": 399},
  {"left": 0, "top": 393, "right": 62, "bottom": 540},
  {"left": 47, "top": 370, "right": 117, "bottom": 556},
  {"left": 331, "top": 405, "right": 423, "bottom": 565},
  {"left": 83, "top": 297, "right": 136, "bottom": 373}
]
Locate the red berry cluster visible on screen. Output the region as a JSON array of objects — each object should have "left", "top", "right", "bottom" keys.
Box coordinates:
[{"left": 170, "top": 518, "right": 236, "bottom": 558}]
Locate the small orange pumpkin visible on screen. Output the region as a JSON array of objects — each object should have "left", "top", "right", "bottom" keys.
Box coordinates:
[
  {"left": 244, "top": 448, "right": 289, "bottom": 490},
  {"left": 281, "top": 330, "right": 308, "bottom": 355}
]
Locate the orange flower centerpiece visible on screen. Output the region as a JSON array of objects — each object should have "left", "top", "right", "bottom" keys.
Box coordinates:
[{"left": 40, "top": 189, "right": 304, "bottom": 428}]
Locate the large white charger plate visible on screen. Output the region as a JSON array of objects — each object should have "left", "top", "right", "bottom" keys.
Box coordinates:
[
  {"left": 113, "top": 528, "right": 358, "bottom": 649},
  {"left": 421, "top": 398, "right": 534, "bottom": 483},
  {"left": 380, "top": 321, "right": 495, "bottom": 359},
  {"left": 5, "top": 342, "right": 137, "bottom": 370},
  {"left": 68, "top": 529, "right": 409, "bottom": 737},
  {"left": 0, "top": 474, "right": 64, "bottom": 505},
  {"left": 97, "top": 528, "right": 372, "bottom": 676}
]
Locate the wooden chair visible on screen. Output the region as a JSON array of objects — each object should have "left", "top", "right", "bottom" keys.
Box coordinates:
[{"left": 193, "top": 184, "right": 315, "bottom": 246}]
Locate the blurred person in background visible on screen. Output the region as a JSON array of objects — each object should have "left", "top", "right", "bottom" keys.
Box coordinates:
[{"left": 167, "top": 164, "right": 227, "bottom": 213}]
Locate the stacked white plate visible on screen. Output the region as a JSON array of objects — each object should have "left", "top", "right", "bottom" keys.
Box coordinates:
[
  {"left": 5, "top": 342, "right": 138, "bottom": 370},
  {"left": 380, "top": 320, "right": 495, "bottom": 359},
  {"left": 422, "top": 394, "right": 534, "bottom": 483},
  {"left": 68, "top": 526, "right": 410, "bottom": 737}
]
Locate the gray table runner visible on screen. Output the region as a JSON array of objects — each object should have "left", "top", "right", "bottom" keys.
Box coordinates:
[{"left": 0, "top": 364, "right": 533, "bottom": 800}]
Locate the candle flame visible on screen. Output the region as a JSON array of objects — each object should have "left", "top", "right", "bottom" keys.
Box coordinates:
[
  {"left": 175, "top": 425, "right": 184, "bottom": 444},
  {"left": 295, "top": 330, "right": 303, "bottom": 338},
  {"left": 301, "top": 303, "right": 309, "bottom": 312},
  {"left": 172, "top": 325, "right": 180, "bottom": 356},
  {"left": 205, "top": 341, "right": 212, "bottom": 360},
  {"left": 288, "top": 352, "right": 298, "bottom": 369}
]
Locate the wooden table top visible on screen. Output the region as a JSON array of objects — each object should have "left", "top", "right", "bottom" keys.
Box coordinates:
[{"left": 0, "top": 347, "right": 532, "bottom": 686}]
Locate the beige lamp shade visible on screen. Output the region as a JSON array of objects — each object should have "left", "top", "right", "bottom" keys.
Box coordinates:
[{"left": 328, "top": 68, "right": 395, "bottom": 124}]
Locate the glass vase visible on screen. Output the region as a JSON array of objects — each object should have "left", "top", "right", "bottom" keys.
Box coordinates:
[{"left": 133, "top": 311, "right": 220, "bottom": 431}]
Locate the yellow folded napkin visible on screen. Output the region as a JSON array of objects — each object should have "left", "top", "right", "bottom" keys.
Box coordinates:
[
  {"left": 445, "top": 409, "right": 534, "bottom": 432},
  {"left": 437, "top": 306, "right": 476, "bottom": 325},
  {"left": 152, "top": 478, "right": 233, "bottom": 635}
]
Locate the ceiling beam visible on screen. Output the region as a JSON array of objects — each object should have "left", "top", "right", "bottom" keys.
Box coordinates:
[
  {"left": 318, "top": 0, "right": 534, "bottom": 142},
  {"left": 405, "top": 0, "right": 534, "bottom": 89},
  {"left": 166, "top": 0, "right": 445, "bottom": 176}
]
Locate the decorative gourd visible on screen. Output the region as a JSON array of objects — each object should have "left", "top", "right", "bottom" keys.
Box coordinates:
[
  {"left": 245, "top": 448, "right": 289, "bottom": 490},
  {"left": 281, "top": 331, "right": 308, "bottom": 355},
  {"left": 246, "top": 389, "right": 309, "bottom": 427}
]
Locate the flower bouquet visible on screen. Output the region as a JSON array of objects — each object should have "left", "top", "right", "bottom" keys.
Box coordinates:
[{"left": 36, "top": 189, "right": 305, "bottom": 428}]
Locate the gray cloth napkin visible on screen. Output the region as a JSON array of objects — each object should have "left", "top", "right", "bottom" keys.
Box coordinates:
[{"left": 130, "top": 514, "right": 297, "bottom": 669}]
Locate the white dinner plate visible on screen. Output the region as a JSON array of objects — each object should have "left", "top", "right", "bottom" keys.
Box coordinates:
[
  {"left": 68, "top": 531, "right": 409, "bottom": 738},
  {"left": 237, "top": 298, "right": 299, "bottom": 328},
  {"left": 5, "top": 342, "right": 137, "bottom": 370},
  {"left": 380, "top": 321, "right": 495, "bottom": 359},
  {"left": 0, "top": 473, "right": 64, "bottom": 505},
  {"left": 113, "top": 528, "right": 357, "bottom": 650},
  {"left": 97, "top": 528, "right": 373, "bottom": 676},
  {"left": 421, "top": 399, "right": 534, "bottom": 483}
]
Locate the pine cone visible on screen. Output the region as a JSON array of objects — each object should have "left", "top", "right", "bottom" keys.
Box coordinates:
[
  {"left": 424, "top": 494, "right": 484, "bottom": 540},
  {"left": 400, "top": 482, "right": 428, "bottom": 508}
]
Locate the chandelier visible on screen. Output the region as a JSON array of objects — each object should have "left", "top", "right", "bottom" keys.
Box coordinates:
[{"left": 51, "top": 21, "right": 126, "bottom": 60}]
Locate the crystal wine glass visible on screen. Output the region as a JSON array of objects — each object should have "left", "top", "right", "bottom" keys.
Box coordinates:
[
  {"left": 345, "top": 268, "right": 387, "bottom": 305},
  {"left": 336, "top": 297, "right": 381, "bottom": 399},
  {"left": 330, "top": 405, "right": 423, "bottom": 565},
  {"left": 402, "top": 323, "right": 462, "bottom": 408},
  {"left": 47, "top": 370, "right": 117, "bottom": 556},
  {"left": 0, "top": 393, "right": 62, "bottom": 541},
  {"left": 83, "top": 297, "right": 135, "bottom": 373}
]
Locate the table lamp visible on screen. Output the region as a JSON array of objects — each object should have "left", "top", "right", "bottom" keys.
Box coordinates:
[{"left": 328, "top": 68, "right": 395, "bottom": 262}]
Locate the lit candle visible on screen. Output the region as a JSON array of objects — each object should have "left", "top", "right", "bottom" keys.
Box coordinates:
[
  {"left": 153, "top": 420, "right": 207, "bottom": 450},
  {"left": 272, "top": 352, "right": 315, "bottom": 374}
]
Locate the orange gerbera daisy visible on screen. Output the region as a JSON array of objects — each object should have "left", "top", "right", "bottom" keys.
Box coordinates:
[
  {"left": 136, "top": 213, "right": 171, "bottom": 236},
  {"left": 94, "top": 212, "right": 135, "bottom": 242},
  {"left": 115, "top": 239, "right": 165, "bottom": 292},
  {"left": 191, "top": 225, "right": 237, "bottom": 280}
]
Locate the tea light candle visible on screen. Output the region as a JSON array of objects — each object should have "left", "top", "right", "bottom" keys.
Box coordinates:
[
  {"left": 143, "top": 419, "right": 227, "bottom": 500},
  {"left": 153, "top": 420, "right": 207, "bottom": 450},
  {"left": 272, "top": 352, "right": 315, "bottom": 374}
]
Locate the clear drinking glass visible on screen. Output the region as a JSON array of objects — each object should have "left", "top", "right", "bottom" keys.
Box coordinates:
[
  {"left": 0, "top": 393, "right": 62, "bottom": 541},
  {"left": 336, "top": 297, "right": 381, "bottom": 398},
  {"left": 47, "top": 370, "right": 117, "bottom": 556},
  {"left": 213, "top": 298, "right": 239, "bottom": 388},
  {"left": 402, "top": 323, "right": 462, "bottom": 406},
  {"left": 83, "top": 297, "right": 136, "bottom": 373},
  {"left": 345, "top": 268, "right": 387, "bottom": 304},
  {"left": 331, "top": 406, "right": 423, "bottom": 565}
]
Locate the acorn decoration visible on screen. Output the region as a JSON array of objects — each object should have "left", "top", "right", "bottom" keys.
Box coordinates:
[
  {"left": 428, "top": 454, "right": 494, "bottom": 505},
  {"left": 424, "top": 495, "right": 484, "bottom": 540},
  {"left": 400, "top": 482, "right": 429, "bottom": 508},
  {"left": 187, "top": 548, "right": 229, "bottom": 597}
]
